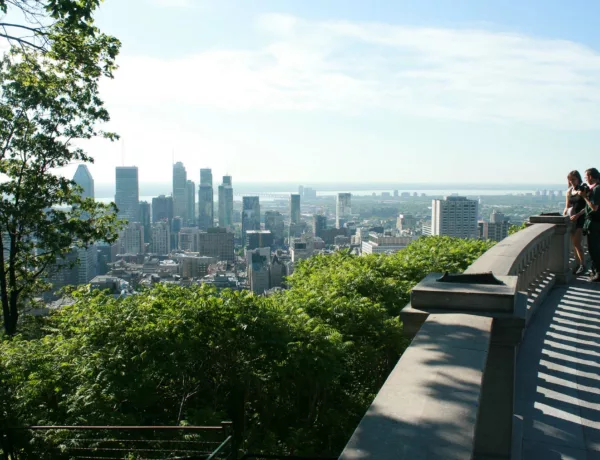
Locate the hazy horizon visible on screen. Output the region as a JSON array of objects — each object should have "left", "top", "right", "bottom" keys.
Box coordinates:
[{"left": 94, "top": 181, "right": 567, "bottom": 198}]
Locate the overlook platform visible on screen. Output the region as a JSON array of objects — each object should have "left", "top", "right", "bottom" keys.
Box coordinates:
[
  {"left": 515, "top": 277, "right": 600, "bottom": 459},
  {"left": 339, "top": 215, "right": 600, "bottom": 460}
]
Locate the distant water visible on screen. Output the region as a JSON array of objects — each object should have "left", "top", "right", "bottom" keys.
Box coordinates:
[{"left": 95, "top": 182, "right": 565, "bottom": 202}]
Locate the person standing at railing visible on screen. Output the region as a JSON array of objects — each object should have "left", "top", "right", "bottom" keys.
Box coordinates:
[
  {"left": 565, "top": 170, "right": 588, "bottom": 276},
  {"left": 581, "top": 167, "right": 600, "bottom": 282}
]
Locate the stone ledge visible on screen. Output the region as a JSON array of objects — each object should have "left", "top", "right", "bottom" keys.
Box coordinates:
[
  {"left": 410, "top": 273, "right": 518, "bottom": 313},
  {"left": 339, "top": 314, "right": 492, "bottom": 460}
]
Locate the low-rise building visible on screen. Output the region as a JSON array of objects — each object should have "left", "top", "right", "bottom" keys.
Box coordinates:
[{"left": 361, "top": 233, "right": 413, "bottom": 255}]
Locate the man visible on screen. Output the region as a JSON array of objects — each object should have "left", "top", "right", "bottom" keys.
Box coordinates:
[{"left": 581, "top": 167, "right": 600, "bottom": 281}]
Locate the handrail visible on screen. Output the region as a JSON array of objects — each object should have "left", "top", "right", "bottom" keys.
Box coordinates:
[
  {"left": 466, "top": 224, "right": 553, "bottom": 276},
  {"left": 466, "top": 223, "right": 556, "bottom": 316},
  {"left": 341, "top": 216, "right": 573, "bottom": 459},
  {"left": 206, "top": 435, "right": 233, "bottom": 460}
]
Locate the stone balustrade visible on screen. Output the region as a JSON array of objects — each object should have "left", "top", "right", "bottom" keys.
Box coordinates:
[{"left": 339, "top": 215, "right": 572, "bottom": 460}]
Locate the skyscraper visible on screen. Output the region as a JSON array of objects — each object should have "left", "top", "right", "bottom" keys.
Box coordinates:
[
  {"left": 242, "top": 196, "right": 260, "bottom": 241},
  {"left": 171, "top": 216, "right": 183, "bottom": 250},
  {"left": 431, "top": 196, "right": 478, "bottom": 239},
  {"left": 186, "top": 180, "right": 196, "bottom": 226},
  {"left": 289, "top": 193, "right": 302, "bottom": 239},
  {"left": 198, "top": 228, "right": 235, "bottom": 263},
  {"left": 313, "top": 214, "right": 327, "bottom": 239},
  {"left": 265, "top": 211, "right": 285, "bottom": 245},
  {"left": 115, "top": 166, "right": 139, "bottom": 223},
  {"left": 172, "top": 162, "right": 187, "bottom": 220},
  {"left": 139, "top": 201, "right": 152, "bottom": 244},
  {"left": 73, "top": 165, "right": 94, "bottom": 199},
  {"left": 336, "top": 193, "right": 352, "bottom": 229},
  {"left": 151, "top": 221, "right": 171, "bottom": 255},
  {"left": 152, "top": 195, "right": 173, "bottom": 223},
  {"left": 218, "top": 175, "right": 233, "bottom": 229},
  {"left": 290, "top": 194, "right": 301, "bottom": 225},
  {"left": 198, "top": 168, "right": 214, "bottom": 229},
  {"left": 119, "top": 222, "right": 144, "bottom": 254}
]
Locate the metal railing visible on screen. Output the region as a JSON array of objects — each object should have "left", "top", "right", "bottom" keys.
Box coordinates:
[{"left": 1, "top": 423, "right": 235, "bottom": 460}]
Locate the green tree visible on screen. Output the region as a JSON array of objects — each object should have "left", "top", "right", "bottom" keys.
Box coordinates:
[
  {"left": 509, "top": 222, "right": 527, "bottom": 235},
  {"left": 0, "top": 0, "right": 102, "bottom": 51},
  {"left": 0, "top": 236, "right": 494, "bottom": 457},
  {"left": 0, "top": 3, "right": 121, "bottom": 335}
]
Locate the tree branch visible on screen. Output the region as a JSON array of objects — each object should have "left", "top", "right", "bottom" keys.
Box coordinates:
[
  {"left": 0, "top": 22, "right": 46, "bottom": 34},
  {"left": 0, "top": 31, "right": 44, "bottom": 50}
]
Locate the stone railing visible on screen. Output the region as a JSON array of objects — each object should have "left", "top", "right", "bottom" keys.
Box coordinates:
[{"left": 339, "top": 215, "right": 571, "bottom": 460}]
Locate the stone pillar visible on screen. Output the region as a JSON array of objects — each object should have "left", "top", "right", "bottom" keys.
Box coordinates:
[
  {"left": 473, "top": 293, "right": 526, "bottom": 459},
  {"left": 529, "top": 215, "right": 572, "bottom": 284},
  {"left": 403, "top": 274, "right": 525, "bottom": 459}
]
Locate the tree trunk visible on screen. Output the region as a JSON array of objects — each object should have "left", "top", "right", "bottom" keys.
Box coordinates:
[{"left": 4, "top": 293, "right": 18, "bottom": 336}]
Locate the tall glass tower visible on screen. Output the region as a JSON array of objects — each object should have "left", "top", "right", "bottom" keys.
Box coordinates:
[
  {"left": 242, "top": 196, "right": 260, "bottom": 241},
  {"left": 73, "top": 165, "right": 94, "bottom": 199},
  {"left": 198, "top": 168, "right": 214, "bottom": 229},
  {"left": 172, "top": 162, "right": 187, "bottom": 220},
  {"left": 218, "top": 175, "right": 233, "bottom": 229},
  {"left": 115, "top": 166, "right": 139, "bottom": 223}
]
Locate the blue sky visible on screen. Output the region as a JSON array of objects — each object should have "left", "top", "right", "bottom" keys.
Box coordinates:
[{"left": 74, "top": 0, "right": 600, "bottom": 185}]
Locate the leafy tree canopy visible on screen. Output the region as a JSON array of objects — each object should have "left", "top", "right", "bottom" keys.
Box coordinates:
[
  {"left": 0, "top": 237, "right": 494, "bottom": 456},
  {"left": 0, "top": 0, "right": 121, "bottom": 335}
]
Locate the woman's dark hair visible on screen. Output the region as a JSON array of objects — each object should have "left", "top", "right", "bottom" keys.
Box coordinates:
[
  {"left": 568, "top": 170, "right": 582, "bottom": 186},
  {"left": 586, "top": 168, "right": 600, "bottom": 181}
]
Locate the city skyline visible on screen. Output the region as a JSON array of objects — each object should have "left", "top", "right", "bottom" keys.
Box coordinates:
[{"left": 55, "top": 0, "right": 600, "bottom": 185}]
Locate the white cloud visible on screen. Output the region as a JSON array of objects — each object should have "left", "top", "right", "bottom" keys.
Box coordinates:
[
  {"left": 102, "top": 13, "right": 600, "bottom": 130},
  {"left": 151, "top": 0, "right": 193, "bottom": 8}
]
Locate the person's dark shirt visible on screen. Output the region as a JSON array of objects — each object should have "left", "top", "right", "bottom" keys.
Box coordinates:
[{"left": 586, "top": 185, "right": 600, "bottom": 222}]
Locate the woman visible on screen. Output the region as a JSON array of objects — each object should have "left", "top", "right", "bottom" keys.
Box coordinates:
[{"left": 564, "top": 170, "right": 587, "bottom": 275}]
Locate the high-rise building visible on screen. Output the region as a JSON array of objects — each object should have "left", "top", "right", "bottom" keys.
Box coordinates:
[
  {"left": 198, "top": 168, "right": 214, "bottom": 230},
  {"left": 139, "top": 201, "right": 152, "bottom": 244},
  {"left": 186, "top": 180, "right": 196, "bottom": 226},
  {"left": 248, "top": 248, "right": 271, "bottom": 295},
  {"left": 179, "top": 227, "right": 201, "bottom": 252},
  {"left": 175, "top": 254, "right": 215, "bottom": 279},
  {"left": 46, "top": 247, "right": 79, "bottom": 298},
  {"left": 73, "top": 165, "right": 94, "bottom": 199},
  {"left": 245, "top": 230, "right": 274, "bottom": 250},
  {"left": 431, "top": 196, "right": 478, "bottom": 239},
  {"left": 396, "top": 214, "right": 417, "bottom": 232},
  {"left": 150, "top": 221, "right": 171, "bottom": 255},
  {"left": 336, "top": 193, "right": 352, "bottom": 229},
  {"left": 119, "top": 222, "right": 144, "bottom": 254},
  {"left": 77, "top": 245, "right": 97, "bottom": 284},
  {"left": 290, "top": 240, "right": 313, "bottom": 262},
  {"left": 172, "top": 162, "right": 187, "bottom": 220},
  {"left": 265, "top": 211, "right": 285, "bottom": 245},
  {"left": 152, "top": 195, "right": 173, "bottom": 224},
  {"left": 218, "top": 175, "right": 233, "bottom": 229},
  {"left": 490, "top": 210, "right": 506, "bottom": 224},
  {"left": 479, "top": 210, "right": 510, "bottom": 242},
  {"left": 171, "top": 217, "right": 183, "bottom": 250},
  {"left": 242, "top": 196, "right": 260, "bottom": 241},
  {"left": 313, "top": 214, "right": 327, "bottom": 239},
  {"left": 289, "top": 194, "right": 302, "bottom": 239},
  {"left": 198, "top": 228, "right": 235, "bottom": 263},
  {"left": 270, "top": 255, "right": 285, "bottom": 288},
  {"left": 290, "top": 194, "right": 301, "bottom": 225},
  {"left": 115, "top": 166, "right": 139, "bottom": 223}
]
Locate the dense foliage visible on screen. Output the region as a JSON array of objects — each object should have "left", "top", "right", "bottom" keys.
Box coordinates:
[
  {"left": 0, "top": 237, "right": 494, "bottom": 456},
  {"left": 0, "top": 1, "right": 121, "bottom": 335}
]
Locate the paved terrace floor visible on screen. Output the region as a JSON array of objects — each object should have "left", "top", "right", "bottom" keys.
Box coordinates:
[{"left": 515, "top": 276, "right": 600, "bottom": 459}]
